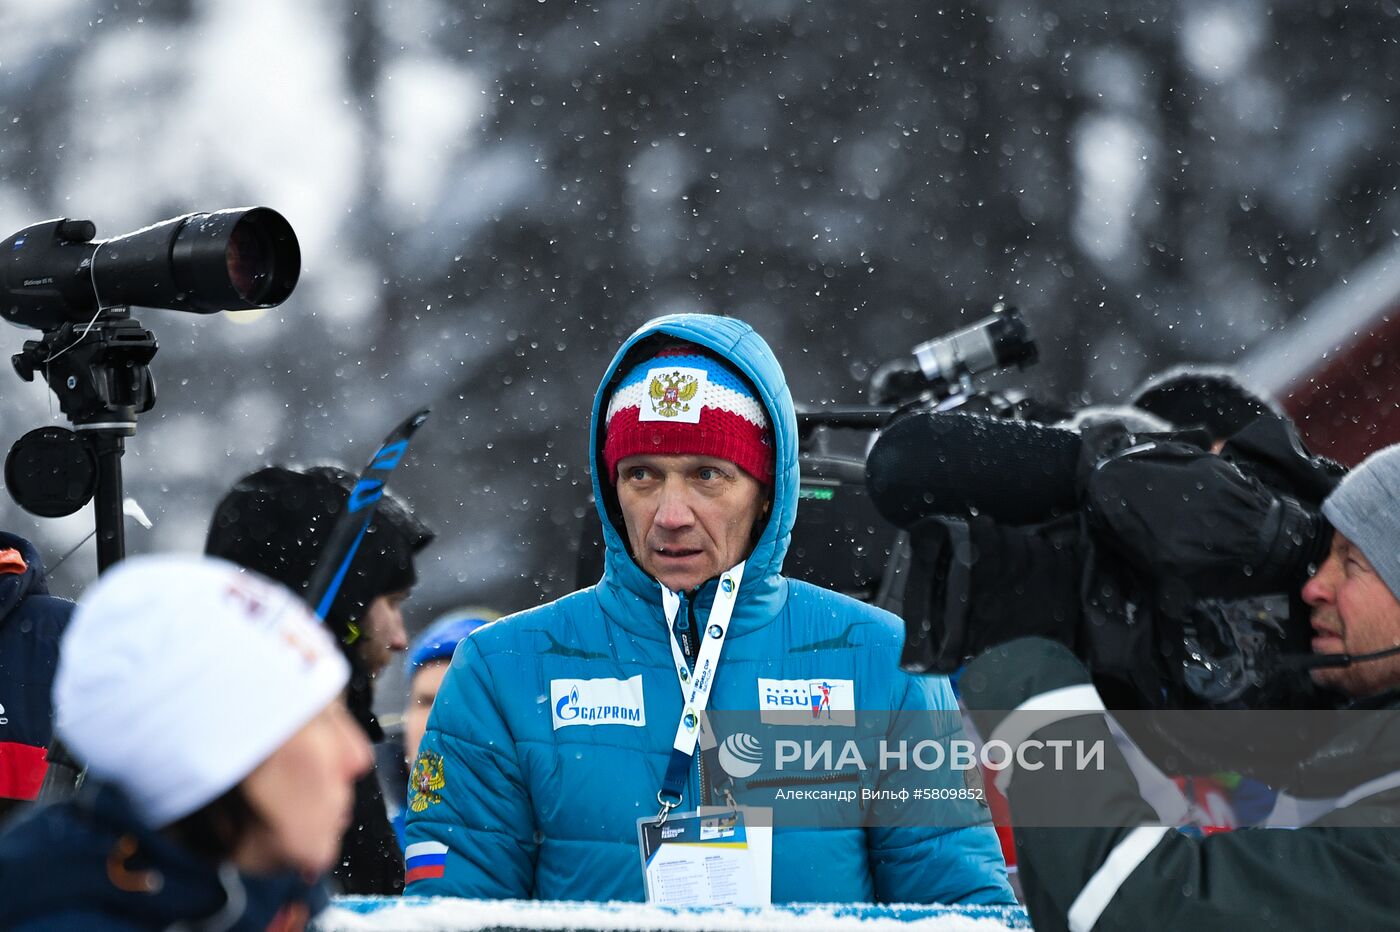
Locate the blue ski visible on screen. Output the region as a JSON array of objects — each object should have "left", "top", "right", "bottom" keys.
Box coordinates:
[{"left": 306, "top": 408, "right": 431, "bottom": 620}]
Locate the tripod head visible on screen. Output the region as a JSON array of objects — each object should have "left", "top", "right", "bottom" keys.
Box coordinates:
[{"left": 13, "top": 312, "right": 157, "bottom": 430}]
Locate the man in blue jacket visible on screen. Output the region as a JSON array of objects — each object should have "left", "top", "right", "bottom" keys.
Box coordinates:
[{"left": 404, "top": 313, "right": 1012, "bottom": 904}]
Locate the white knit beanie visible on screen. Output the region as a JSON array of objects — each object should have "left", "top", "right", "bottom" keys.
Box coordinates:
[{"left": 54, "top": 554, "right": 349, "bottom": 828}]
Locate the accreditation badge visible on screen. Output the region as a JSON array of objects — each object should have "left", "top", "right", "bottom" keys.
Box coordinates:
[{"left": 636, "top": 806, "right": 773, "bottom": 907}]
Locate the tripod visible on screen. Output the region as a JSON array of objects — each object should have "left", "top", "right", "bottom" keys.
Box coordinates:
[
  {"left": 10, "top": 310, "right": 157, "bottom": 572},
  {"left": 10, "top": 311, "right": 157, "bottom": 802}
]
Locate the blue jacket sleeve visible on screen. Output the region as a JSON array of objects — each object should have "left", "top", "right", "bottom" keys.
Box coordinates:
[
  {"left": 866, "top": 674, "right": 1015, "bottom": 905},
  {"left": 402, "top": 636, "right": 537, "bottom": 898}
]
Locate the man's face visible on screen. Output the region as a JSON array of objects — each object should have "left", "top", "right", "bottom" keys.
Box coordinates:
[
  {"left": 615, "top": 454, "right": 768, "bottom": 593},
  {"left": 403, "top": 658, "right": 450, "bottom": 766},
  {"left": 1301, "top": 532, "right": 1400, "bottom": 697},
  {"left": 358, "top": 590, "right": 410, "bottom": 676}
]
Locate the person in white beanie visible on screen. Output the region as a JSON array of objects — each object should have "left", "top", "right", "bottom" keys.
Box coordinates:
[{"left": 0, "top": 554, "right": 372, "bottom": 932}]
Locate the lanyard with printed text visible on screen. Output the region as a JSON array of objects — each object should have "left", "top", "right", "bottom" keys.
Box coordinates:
[{"left": 654, "top": 560, "right": 745, "bottom": 820}]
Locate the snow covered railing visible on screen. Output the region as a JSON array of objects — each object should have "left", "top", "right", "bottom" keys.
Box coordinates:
[{"left": 319, "top": 897, "right": 1031, "bottom": 931}]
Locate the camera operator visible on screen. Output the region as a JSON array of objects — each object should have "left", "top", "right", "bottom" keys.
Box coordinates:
[
  {"left": 881, "top": 393, "right": 1342, "bottom": 714},
  {"left": 954, "top": 442, "right": 1400, "bottom": 931}
]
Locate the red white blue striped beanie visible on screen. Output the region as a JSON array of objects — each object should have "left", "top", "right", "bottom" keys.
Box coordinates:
[{"left": 604, "top": 345, "right": 773, "bottom": 485}]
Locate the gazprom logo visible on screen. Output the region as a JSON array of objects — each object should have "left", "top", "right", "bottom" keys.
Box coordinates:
[
  {"left": 551, "top": 676, "right": 646, "bottom": 729},
  {"left": 555, "top": 687, "right": 581, "bottom": 719}
]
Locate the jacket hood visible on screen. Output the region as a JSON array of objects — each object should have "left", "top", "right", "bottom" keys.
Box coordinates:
[
  {"left": 589, "top": 314, "right": 798, "bottom": 615},
  {"left": 0, "top": 532, "right": 49, "bottom": 624}
]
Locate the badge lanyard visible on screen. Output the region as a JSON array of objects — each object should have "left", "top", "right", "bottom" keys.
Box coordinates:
[{"left": 654, "top": 560, "right": 746, "bottom": 822}]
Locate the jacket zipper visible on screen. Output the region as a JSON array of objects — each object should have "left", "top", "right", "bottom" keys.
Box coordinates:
[
  {"left": 690, "top": 598, "right": 713, "bottom": 807},
  {"left": 744, "top": 772, "right": 861, "bottom": 790},
  {"left": 672, "top": 593, "right": 711, "bottom": 808}
]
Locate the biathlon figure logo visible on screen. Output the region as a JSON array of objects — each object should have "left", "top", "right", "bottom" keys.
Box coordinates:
[{"left": 757, "top": 677, "right": 855, "bottom": 726}]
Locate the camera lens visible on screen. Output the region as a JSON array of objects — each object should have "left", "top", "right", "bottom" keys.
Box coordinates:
[{"left": 226, "top": 218, "right": 273, "bottom": 304}]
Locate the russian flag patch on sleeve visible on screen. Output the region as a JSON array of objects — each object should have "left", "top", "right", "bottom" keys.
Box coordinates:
[{"left": 405, "top": 840, "right": 449, "bottom": 883}]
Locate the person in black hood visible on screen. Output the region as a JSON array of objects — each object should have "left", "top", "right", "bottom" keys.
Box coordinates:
[{"left": 205, "top": 464, "right": 434, "bottom": 895}]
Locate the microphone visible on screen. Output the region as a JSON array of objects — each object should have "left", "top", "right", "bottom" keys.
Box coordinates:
[
  {"left": 1278, "top": 643, "right": 1400, "bottom": 672},
  {"left": 865, "top": 411, "right": 1083, "bottom": 528}
]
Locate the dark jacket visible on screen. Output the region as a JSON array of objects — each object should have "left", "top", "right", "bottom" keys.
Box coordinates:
[
  {"left": 0, "top": 532, "right": 74, "bottom": 806},
  {"left": 960, "top": 638, "right": 1400, "bottom": 932},
  {"left": 0, "top": 782, "right": 327, "bottom": 931},
  {"left": 333, "top": 659, "right": 404, "bottom": 895}
]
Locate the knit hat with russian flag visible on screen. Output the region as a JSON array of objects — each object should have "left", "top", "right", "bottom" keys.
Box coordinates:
[{"left": 603, "top": 345, "right": 773, "bottom": 485}]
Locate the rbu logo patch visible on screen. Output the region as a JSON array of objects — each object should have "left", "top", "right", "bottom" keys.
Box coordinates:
[
  {"left": 551, "top": 676, "right": 647, "bottom": 729},
  {"left": 757, "top": 677, "right": 855, "bottom": 726}
]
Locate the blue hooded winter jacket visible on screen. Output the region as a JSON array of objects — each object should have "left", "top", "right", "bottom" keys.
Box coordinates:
[{"left": 404, "top": 314, "right": 1012, "bottom": 904}]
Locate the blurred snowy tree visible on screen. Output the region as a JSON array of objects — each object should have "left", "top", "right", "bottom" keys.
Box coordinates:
[{"left": 1, "top": 0, "right": 1398, "bottom": 623}]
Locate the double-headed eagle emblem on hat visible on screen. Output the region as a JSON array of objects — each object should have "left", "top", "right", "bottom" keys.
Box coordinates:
[{"left": 648, "top": 370, "right": 700, "bottom": 418}]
